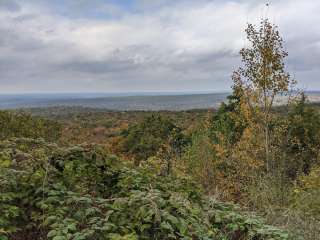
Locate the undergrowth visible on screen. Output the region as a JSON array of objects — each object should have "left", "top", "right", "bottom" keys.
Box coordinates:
[{"left": 0, "top": 138, "right": 291, "bottom": 239}]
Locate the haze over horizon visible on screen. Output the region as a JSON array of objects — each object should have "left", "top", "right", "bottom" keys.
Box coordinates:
[{"left": 0, "top": 0, "right": 320, "bottom": 93}]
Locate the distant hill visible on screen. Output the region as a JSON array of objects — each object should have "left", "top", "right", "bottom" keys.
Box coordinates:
[
  {"left": 1, "top": 91, "right": 320, "bottom": 111},
  {"left": 0, "top": 92, "right": 229, "bottom": 110}
]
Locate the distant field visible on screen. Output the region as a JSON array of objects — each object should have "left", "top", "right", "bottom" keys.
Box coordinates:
[{"left": 0, "top": 91, "right": 320, "bottom": 111}]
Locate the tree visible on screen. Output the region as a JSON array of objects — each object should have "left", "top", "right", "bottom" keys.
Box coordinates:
[
  {"left": 283, "top": 93, "right": 320, "bottom": 178},
  {"left": 121, "top": 114, "right": 188, "bottom": 165},
  {"left": 210, "top": 92, "right": 246, "bottom": 150},
  {"left": 0, "top": 110, "right": 62, "bottom": 142},
  {"left": 232, "top": 18, "right": 295, "bottom": 172}
]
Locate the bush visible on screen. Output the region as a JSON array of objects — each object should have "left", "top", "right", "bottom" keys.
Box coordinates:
[
  {"left": 292, "top": 167, "right": 320, "bottom": 219},
  {"left": 0, "top": 138, "right": 291, "bottom": 240},
  {"left": 121, "top": 114, "right": 189, "bottom": 163},
  {"left": 0, "top": 110, "right": 62, "bottom": 142}
]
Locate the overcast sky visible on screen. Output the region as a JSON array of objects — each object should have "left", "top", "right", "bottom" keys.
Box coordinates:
[{"left": 0, "top": 0, "right": 319, "bottom": 93}]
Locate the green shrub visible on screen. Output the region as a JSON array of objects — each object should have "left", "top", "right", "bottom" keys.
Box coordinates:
[
  {"left": 0, "top": 138, "right": 291, "bottom": 239},
  {"left": 0, "top": 110, "right": 62, "bottom": 142},
  {"left": 121, "top": 114, "right": 189, "bottom": 163}
]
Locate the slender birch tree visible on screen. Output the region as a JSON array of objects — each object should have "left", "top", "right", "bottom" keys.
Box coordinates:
[{"left": 232, "top": 18, "right": 295, "bottom": 172}]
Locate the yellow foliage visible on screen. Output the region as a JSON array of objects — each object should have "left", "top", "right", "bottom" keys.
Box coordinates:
[
  {"left": 292, "top": 167, "right": 320, "bottom": 219},
  {"left": 232, "top": 125, "right": 265, "bottom": 173},
  {"left": 295, "top": 167, "right": 320, "bottom": 192}
]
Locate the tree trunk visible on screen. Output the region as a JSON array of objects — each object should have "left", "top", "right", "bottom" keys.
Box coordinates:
[{"left": 265, "top": 122, "right": 269, "bottom": 173}]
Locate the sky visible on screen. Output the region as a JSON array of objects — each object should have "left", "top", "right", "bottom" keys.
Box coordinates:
[{"left": 0, "top": 0, "right": 319, "bottom": 93}]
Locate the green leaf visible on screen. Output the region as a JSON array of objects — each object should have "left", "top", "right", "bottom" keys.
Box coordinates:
[
  {"left": 52, "top": 236, "right": 67, "bottom": 240},
  {"left": 0, "top": 235, "right": 9, "bottom": 240},
  {"left": 47, "top": 230, "right": 58, "bottom": 238}
]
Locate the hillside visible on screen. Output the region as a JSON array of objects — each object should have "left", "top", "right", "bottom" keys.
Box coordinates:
[
  {"left": 1, "top": 138, "right": 290, "bottom": 240},
  {"left": 1, "top": 104, "right": 320, "bottom": 239}
]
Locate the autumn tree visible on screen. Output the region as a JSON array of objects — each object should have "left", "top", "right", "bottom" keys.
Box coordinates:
[{"left": 232, "top": 18, "right": 295, "bottom": 172}]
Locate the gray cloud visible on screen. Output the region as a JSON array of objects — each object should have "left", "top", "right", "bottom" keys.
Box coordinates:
[
  {"left": 61, "top": 59, "right": 140, "bottom": 74},
  {"left": 0, "top": 0, "right": 20, "bottom": 12},
  {"left": 0, "top": 0, "right": 319, "bottom": 93}
]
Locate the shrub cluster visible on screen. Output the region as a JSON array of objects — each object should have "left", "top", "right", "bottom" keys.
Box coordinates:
[{"left": 0, "top": 138, "right": 290, "bottom": 240}]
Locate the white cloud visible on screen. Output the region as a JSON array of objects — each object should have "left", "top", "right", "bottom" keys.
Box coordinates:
[{"left": 0, "top": 0, "right": 319, "bottom": 92}]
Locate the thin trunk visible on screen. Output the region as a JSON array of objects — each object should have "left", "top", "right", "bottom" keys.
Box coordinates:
[
  {"left": 265, "top": 122, "right": 269, "bottom": 173},
  {"left": 263, "top": 85, "right": 270, "bottom": 173}
]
